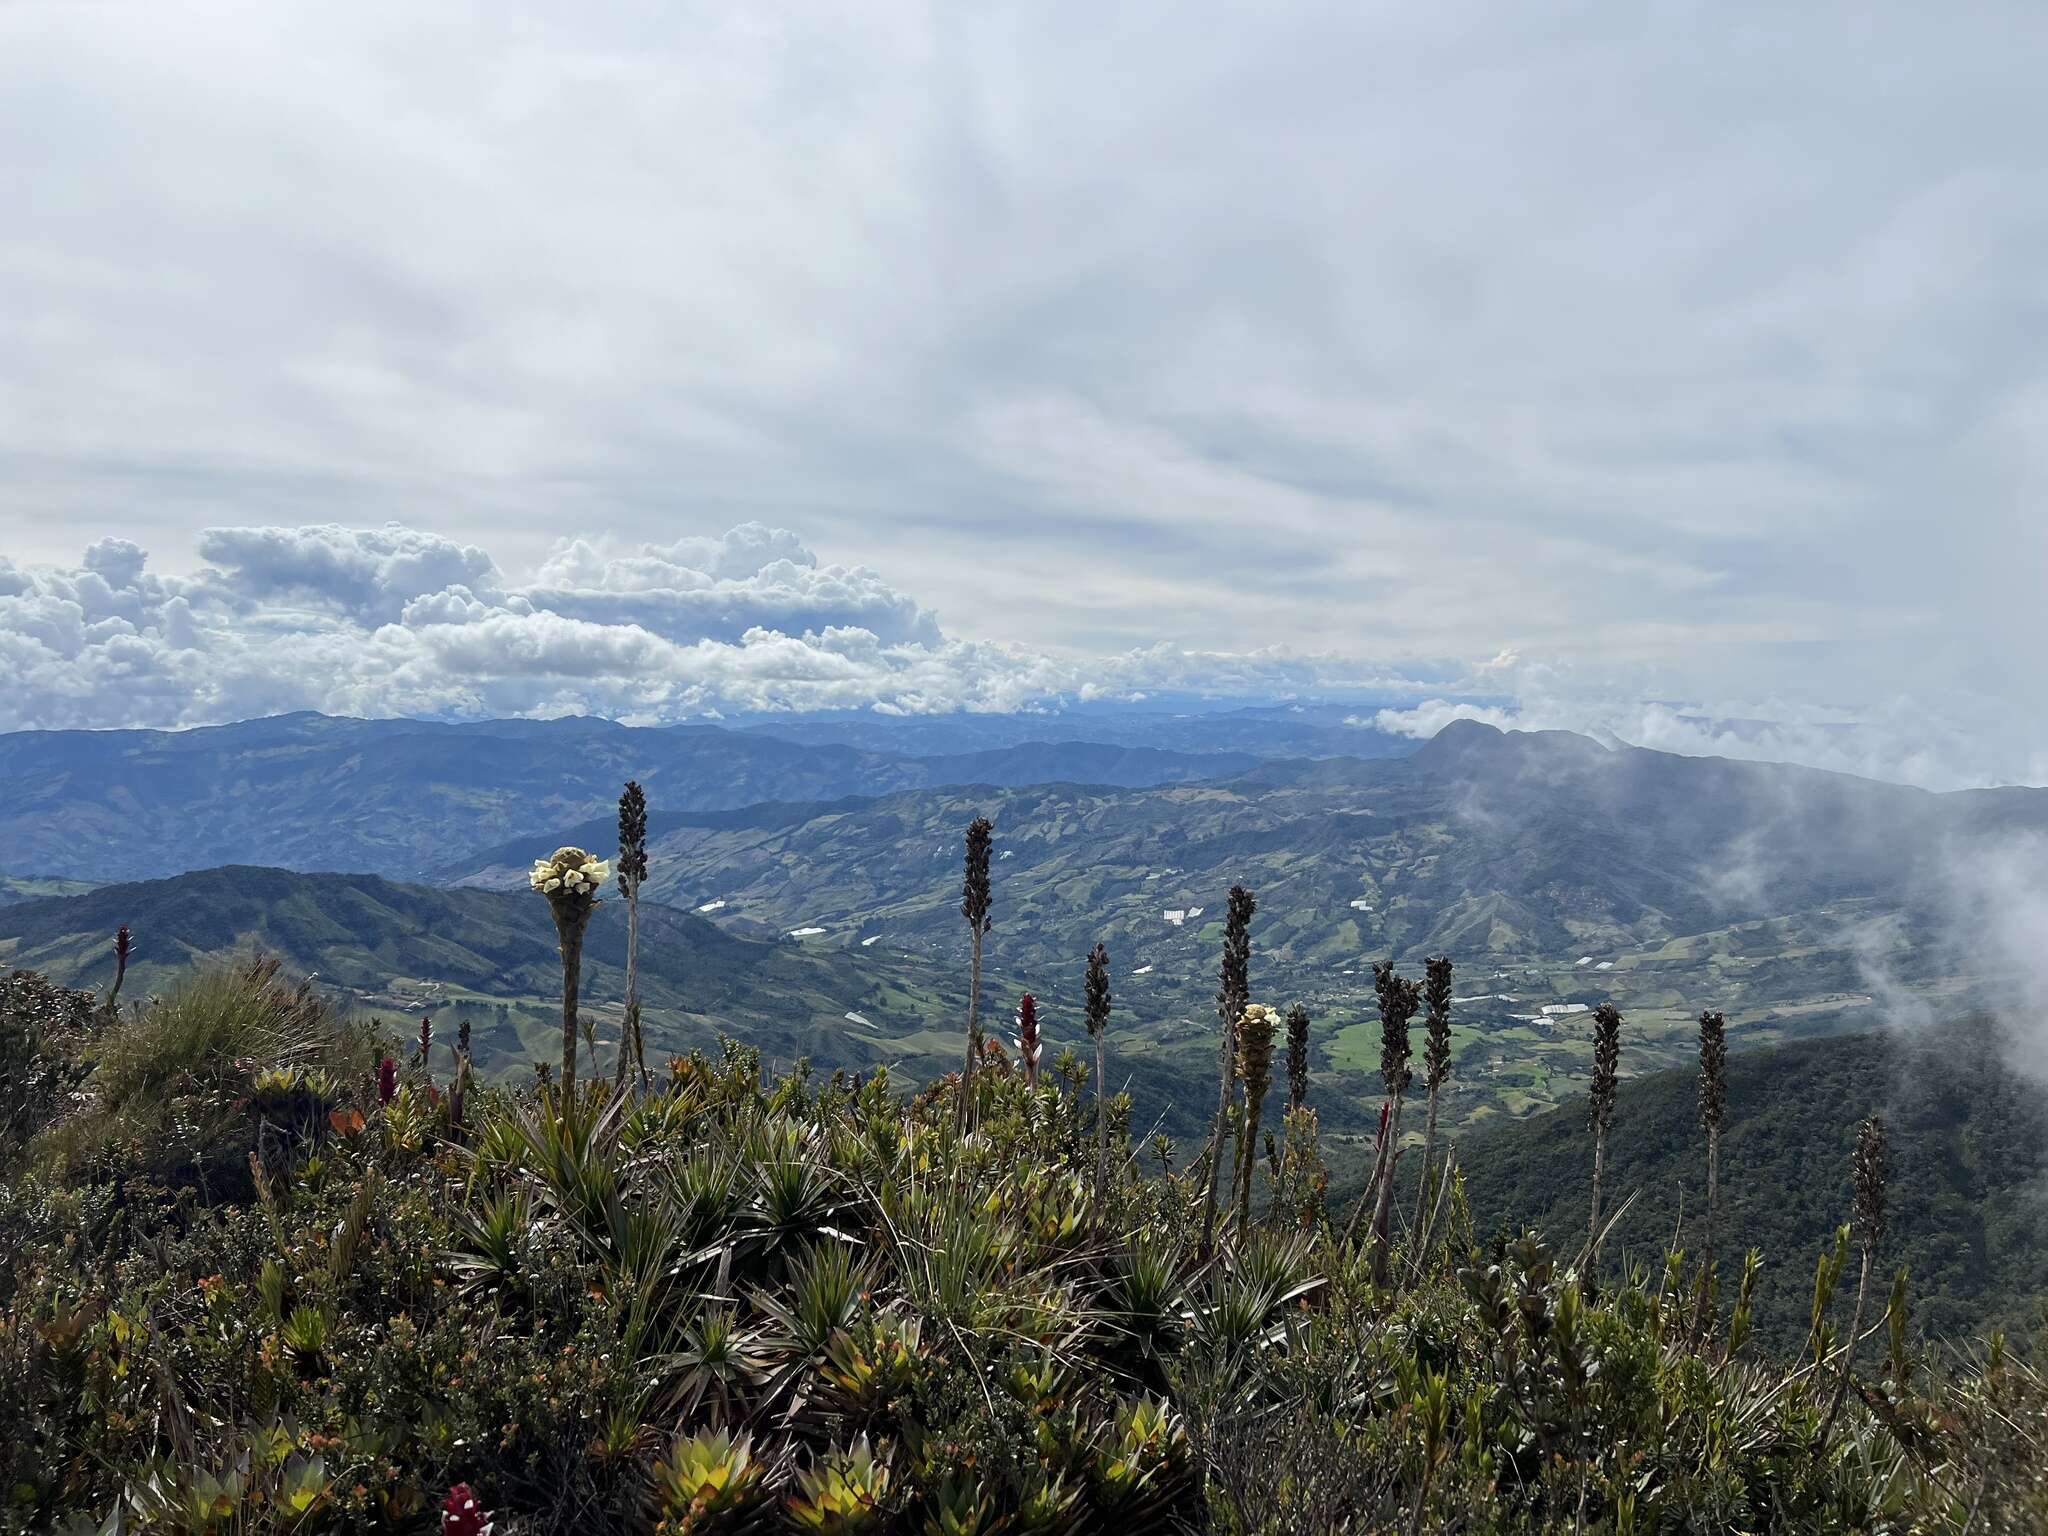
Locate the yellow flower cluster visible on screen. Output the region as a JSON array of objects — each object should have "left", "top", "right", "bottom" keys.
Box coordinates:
[{"left": 529, "top": 846, "right": 612, "bottom": 899}]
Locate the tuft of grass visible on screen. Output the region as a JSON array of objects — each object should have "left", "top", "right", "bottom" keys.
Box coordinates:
[{"left": 36, "top": 957, "right": 355, "bottom": 1182}]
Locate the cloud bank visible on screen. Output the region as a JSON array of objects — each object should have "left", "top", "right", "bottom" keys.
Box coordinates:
[
  {"left": 0, "top": 521, "right": 1404, "bottom": 730},
  {"left": 3, "top": 3, "right": 2046, "bottom": 787}
]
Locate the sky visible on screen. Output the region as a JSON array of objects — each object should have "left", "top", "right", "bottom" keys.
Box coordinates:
[{"left": 3, "top": 2, "right": 2045, "bottom": 787}]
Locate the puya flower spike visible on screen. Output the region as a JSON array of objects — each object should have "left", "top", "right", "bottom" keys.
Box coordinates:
[
  {"left": 531, "top": 845, "right": 611, "bottom": 1093},
  {"left": 1013, "top": 992, "right": 1042, "bottom": 1088}
]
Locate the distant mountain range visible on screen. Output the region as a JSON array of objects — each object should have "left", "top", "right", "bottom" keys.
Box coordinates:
[
  {"left": 0, "top": 866, "right": 1232, "bottom": 1130},
  {"left": 0, "top": 710, "right": 1293, "bottom": 884},
  {"left": 10, "top": 710, "right": 2047, "bottom": 1131},
  {"left": 453, "top": 719, "right": 2048, "bottom": 1122},
  {"left": 728, "top": 700, "right": 1422, "bottom": 758}
]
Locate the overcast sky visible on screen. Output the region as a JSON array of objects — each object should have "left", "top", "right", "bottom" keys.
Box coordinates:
[{"left": 3, "top": 2, "right": 2044, "bottom": 786}]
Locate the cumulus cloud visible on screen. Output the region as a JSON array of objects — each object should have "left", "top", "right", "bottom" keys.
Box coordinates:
[
  {"left": 523, "top": 527, "right": 942, "bottom": 647},
  {"left": 197, "top": 524, "right": 503, "bottom": 623},
  {"left": 0, "top": 520, "right": 1400, "bottom": 731}
]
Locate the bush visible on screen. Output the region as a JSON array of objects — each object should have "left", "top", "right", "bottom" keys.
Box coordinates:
[{"left": 33, "top": 958, "right": 364, "bottom": 1198}]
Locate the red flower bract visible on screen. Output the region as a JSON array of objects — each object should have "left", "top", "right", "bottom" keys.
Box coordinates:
[{"left": 441, "top": 1482, "right": 491, "bottom": 1536}]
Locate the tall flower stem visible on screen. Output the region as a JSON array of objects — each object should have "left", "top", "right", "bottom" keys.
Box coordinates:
[
  {"left": 1697, "top": 1009, "right": 1728, "bottom": 1269},
  {"left": 530, "top": 845, "right": 611, "bottom": 1100},
  {"left": 958, "top": 817, "right": 994, "bottom": 1132},
  {"left": 106, "top": 924, "right": 132, "bottom": 1019},
  {"left": 554, "top": 904, "right": 592, "bottom": 1093},
  {"left": 1819, "top": 1115, "right": 1888, "bottom": 1445},
  {"left": 1365, "top": 961, "right": 1419, "bottom": 1280},
  {"left": 1200, "top": 885, "right": 1255, "bottom": 1257},
  {"left": 1234, "top": 1003, "right": 1278, "bottom": 1228},
  {"left": 1413, "top": 956, "right": 1454, "bottom": 1258},
  {"left": 1285, "top": 1003, "right": 1310, "bottom": 1114},
  {"left": 1013, "top": 993, "right": 1041, "bottom": 1089},
  {"left": 1085, "top": 943, "right": 1112, "bottom": 1198},
  {"left": 616, "top": 782, "right": 650, "bottom": 1095},
  {"left": 1587, "top": 1002, "right": 1623, "bottom": 1271}
]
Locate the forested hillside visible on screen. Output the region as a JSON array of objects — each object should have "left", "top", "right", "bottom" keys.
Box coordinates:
[{"left": 1460, "top": 1020, "right": 2048, "bottom": 1346}]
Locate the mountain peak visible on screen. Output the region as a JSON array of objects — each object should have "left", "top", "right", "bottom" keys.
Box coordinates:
[{"left": 1409, "top": 716, "right": 1612, "bottom": 773}]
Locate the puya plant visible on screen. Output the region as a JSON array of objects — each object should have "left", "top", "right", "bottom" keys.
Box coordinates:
[
  {"left": 1085, "top": 941, "right": 1112, "bottom": 1195},
  {"left": 1586, "top": 1001, "right": 1622, "bottom": 1270},
  {"left": 615, "top": 780, "right": 651, "bottom": 1094},
  {"left": 1232, "top": 1001, "right": 1279, "bottom": 1228},
  {"left": 529, "top": 844, "right": 611, "bottom": 1093},
  {"left": 1012, "top": 992, "right": 1041, "bottom": 1089},
  {"left": 957, "top": 816, "right": 994, "bottom": 1130},
  {"left": 1413, "top": 954, "right": 1455, "bottom": 1255},
  {"left": 1285, "top": 1001, "right": 1310, "bottom": 1114},
  {"left": 1698, "top": 1007, "right": 1728, "bottom": 1266},
  {"left": 1818, "top": 1114, "right": 1887, "bottom": 1444},
  {"left": 1200, "top": 884, "right": 1255, "bottom": 1257},
  {"left": 1351, "top": 959, "right": 1419, "bottom": 1274}
]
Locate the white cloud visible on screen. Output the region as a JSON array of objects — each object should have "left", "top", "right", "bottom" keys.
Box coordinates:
[
  {"left": 2, "top": 3, "right": 2046, "bottom": 784},
  {"left": 197, "top": 523, "right": 502, "bottom": 623},
  {"left": 1370, "top": 685, "right": 2045, "bottom": 793},
  {"left": 0, "top": 520, "right": 1405, "bottom": 731},
  {"left": 523, "top": 526, "right": 942, "bottom": 646}
]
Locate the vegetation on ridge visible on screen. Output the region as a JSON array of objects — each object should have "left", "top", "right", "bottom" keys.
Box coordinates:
[
  {"left": 1, "top": 951, "right": 2043, "bottom": 1530},
  {"left": 3, "top": 784, "right": 2046, "bottom": 1532}
]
